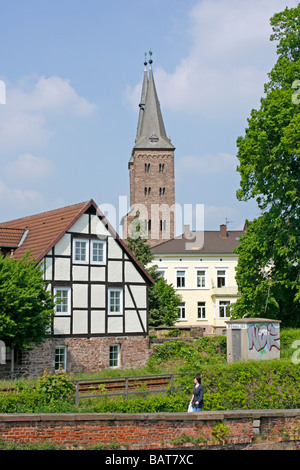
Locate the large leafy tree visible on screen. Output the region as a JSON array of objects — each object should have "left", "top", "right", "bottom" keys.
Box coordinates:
[
  {"left": 0, "top": 253, "right": 55, "bottom": 350},
  {"left": 232, "top": 5, "right": 300, "bottom": 325}
]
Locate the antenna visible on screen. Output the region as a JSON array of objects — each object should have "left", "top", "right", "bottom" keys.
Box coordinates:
[{"left": 225, "top": 217, "right": 233, "bottom": 226}]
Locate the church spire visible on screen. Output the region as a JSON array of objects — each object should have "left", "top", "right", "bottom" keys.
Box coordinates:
[{"left": 134, "top": 51, "right": 174, "bottom": 150}]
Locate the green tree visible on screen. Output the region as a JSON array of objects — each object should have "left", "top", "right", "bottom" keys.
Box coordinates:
[
  {"left": 233, "top": 5, "right": 300, "bottom": 325},
  {"left": 126, "top": 214, "right": 181, "bottom": 327},
  {"left": 0, "top": 253, "right": 55, "bottom": 350}
]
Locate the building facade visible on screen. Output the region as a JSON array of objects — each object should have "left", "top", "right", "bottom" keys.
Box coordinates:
[
  {"left": 149, "top": 224, "right": 246, "bottom": 335},
  {"left": 124, "top": 54, "right": 175, "bottom": 247},
  {"left": 0, "top": 200, "right": 153, "bottom": 377}
]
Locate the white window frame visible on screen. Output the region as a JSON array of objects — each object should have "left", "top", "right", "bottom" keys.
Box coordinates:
[
  {"left": 109, "top": 344, "right": 120, "bottom": 368},
  {"left": 216, "top": 269, "right": 227, "bottom": 288},
  {"left": 178, "top": 302, "right": 186, "bottom": 321},
  {"left": 54, "top": 287, "right": 71, "bottom": 315},
  {"left": 73, "top": 238, "right": 89, "bottom": 264},
  {"left": 176, "top": 270, "right": 186, "bottom": 288},
  {"left": 54, "top": 345, "right": 67, "bottom": 371},
  {"left": 219, "top": 300, "right": 231, "bottom": 318},
  {"left": 196, "top": 269, "right": 206, "bottom": 288},
  {"left": 90, "top": 240, "right": 106, "bottom": 265},
  {"left": 197, "top": 301, "right": 206, "bottom": 319},
  {"left": 108, "top": 288, "right": 123, "bottom": 315}
]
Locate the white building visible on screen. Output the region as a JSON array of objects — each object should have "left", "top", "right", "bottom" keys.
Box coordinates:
[{"left": 150, "top": 224, "right": 246, "bottom": 335}]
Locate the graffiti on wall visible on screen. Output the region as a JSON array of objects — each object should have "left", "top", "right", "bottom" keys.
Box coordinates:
[{"left": 247, "top": 322, "right": 280, "bottom": 356}]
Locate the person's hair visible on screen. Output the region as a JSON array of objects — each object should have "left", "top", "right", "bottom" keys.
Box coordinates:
[{"left": 195, "top": 376, "right": 201, "bottom": 384}]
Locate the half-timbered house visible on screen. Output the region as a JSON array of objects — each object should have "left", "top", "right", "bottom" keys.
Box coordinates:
[{"left": 0, "top": 200, "right": 154, "bottom": 377}]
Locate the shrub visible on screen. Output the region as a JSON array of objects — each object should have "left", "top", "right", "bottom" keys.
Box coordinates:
[{"left": 37, "top": 369, "right": 75, "bottom": 402}]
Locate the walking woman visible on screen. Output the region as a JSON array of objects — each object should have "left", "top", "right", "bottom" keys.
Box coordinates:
[{"left": 190, "top": 376, "right": 204, "bottom": 411}]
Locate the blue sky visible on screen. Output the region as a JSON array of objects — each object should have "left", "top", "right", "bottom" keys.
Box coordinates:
[{"left": 0, "top": 0, "right": 298, "bottom": 233}]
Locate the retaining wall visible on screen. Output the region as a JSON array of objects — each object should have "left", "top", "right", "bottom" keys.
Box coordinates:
[{"left": 0, "top": 409, "right": 299, "bottom": 449}]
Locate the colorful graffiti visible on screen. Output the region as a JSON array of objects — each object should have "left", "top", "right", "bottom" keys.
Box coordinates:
[{"left": 247, "top": 322, "right": 280, "bottom": 356}]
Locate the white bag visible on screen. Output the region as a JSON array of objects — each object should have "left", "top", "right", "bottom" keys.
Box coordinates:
[{"left": 187, "top": 403, "right": 193, "bottom": 412}]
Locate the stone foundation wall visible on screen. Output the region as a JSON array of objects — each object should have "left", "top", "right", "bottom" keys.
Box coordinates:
[
  {"left": 0, "top": 410, "right": 299, "bottom": 449},
  {"left": 14, "top": 335, "right": 149, "bottom": 377}
]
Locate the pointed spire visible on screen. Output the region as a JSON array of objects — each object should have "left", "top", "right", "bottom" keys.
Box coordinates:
[{"left": 134, "top": 51, "right": 174, "bottom": 150}]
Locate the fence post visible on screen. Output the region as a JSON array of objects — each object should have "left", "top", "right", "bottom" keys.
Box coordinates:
[
  {"left": 170, "top": 374, "right": 174, "bottom": 393},
  {"left": 125, "top": 377, "right": 129, "bottom": 400},
  {"left": 75, "top": 381, "right": 79, "bottom": 407}
]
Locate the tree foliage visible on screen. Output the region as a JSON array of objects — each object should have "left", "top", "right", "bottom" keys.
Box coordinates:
[
  {"left": 126, "top": 217, "right": 181, "bottom": 327},
  {"left": 233, "top": 5, "right": 300, "bottom": 325},
  {"left": 0, "top": 253, "right": 54, "bottom": 349}
]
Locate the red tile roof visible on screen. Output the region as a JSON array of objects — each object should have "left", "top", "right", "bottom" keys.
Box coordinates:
[{"left": 0, "top": 228, "right": 26, "bottom": 248}]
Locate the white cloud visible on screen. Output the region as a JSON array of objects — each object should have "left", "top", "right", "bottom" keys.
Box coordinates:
[
  {"left": 0, "top": 179, "right": 43, "bottom": 218},
  {"left": 176, "top": 152, "right": 236, "bottom": 177},
  {"left": 126, "top": 0, "right": 298, "bottom": 118},
  {"left": 10, "top": 75, "right": 96, "bottom": 116},
  {"left": 0, "top": 75, "right": 96, "bottom": 155},
  {"left": 4, "top": 153, "right": 55, "bottom": 181}
]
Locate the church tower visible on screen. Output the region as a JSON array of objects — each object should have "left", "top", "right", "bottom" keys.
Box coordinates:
[{"left": 127, "top": 52, "right": 175, "bottom": 247}]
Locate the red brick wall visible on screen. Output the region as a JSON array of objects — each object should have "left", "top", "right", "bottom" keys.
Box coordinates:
[{"left": 0, "top": 410, "right": 299, "bottom": 449}]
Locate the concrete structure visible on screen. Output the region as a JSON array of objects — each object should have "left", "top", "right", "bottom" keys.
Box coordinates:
[
  {"left": 0, "top": 200, "right": 154, "bottom": 377},
  {"left": 226, "top": 318, "right": 281, "bottom": 362},
  {"left": 149, "top": 224, "right": 246, "bottom": 334}
]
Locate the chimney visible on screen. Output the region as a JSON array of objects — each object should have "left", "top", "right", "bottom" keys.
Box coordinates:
[
  {"left": 220, "top": 224, "right": 227, "bottom": 238},
  {"left": 184, "top": 224, "right": 191, "bottom": 239}
]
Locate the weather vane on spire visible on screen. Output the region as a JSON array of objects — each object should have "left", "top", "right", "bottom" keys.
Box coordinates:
[{"left": 148, "top": 49, "right": 153, "bottom": 68}]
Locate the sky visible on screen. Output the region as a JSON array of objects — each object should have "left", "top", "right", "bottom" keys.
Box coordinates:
[{"left": 0, "top": 0, "right": 298, "bottom": 235}]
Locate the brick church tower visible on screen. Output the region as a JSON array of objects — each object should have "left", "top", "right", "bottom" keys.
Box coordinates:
[{"left": 126, "top": 53, "right": 175, "bottom": 247}]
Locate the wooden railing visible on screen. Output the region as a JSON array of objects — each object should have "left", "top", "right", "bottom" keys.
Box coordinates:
[{"left": 73, "top": 372, "right": 198, "bottom": 407}]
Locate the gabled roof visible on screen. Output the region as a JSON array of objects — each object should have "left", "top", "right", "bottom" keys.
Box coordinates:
[
  {"left": 152, "top": 226, "right": 246, "bottom": 255},
  {"left": 0, "top": 200, "right": 154, "bottom": 285}
]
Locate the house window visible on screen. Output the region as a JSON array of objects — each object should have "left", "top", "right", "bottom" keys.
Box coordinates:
[
  {"left": 55, "top": 346, "right": 67, "bottom": 371},
  {"left": 91, "top": 240, "right": 106, "bottom": 264},
  {"left": 219, "top": 301, "right": 231, "bottom": 318},
  {"left": 74, "top": 239, "right": 88, "bottom": 263},
  {"left": 145, "top": 163, "right": 150, "bottom": 173},
  {"left": 160, "top": 220, "right": 166, "bottom": 232},
  {"left": 176, "top": 270, "right": 186, "bottom": 288},
  {"left": 109, "top": 344, "right": 120, "bottom": 368},
  {"left": 144, "top": 187, "right": 151, "bottom": 196},
  {"left": 217, "top": 270, "right": 226, "bottom": 287},
  {"left": 159, "top": 163, "right": 165, "bottom": 173},
  {"left": 178, "top": 302, "right": 186, "bottom": 320},
  {"left": 108, "top": 289, "right": 123, "bottom": 315},
  {"left": 197, "top": 302, "right": 206, "bottom": 319},
  {"left": 159, "top": 187, "right": 165, "bottom": 196},
  {"left": 54, "top": 288, "right": 71, "bottom": 315},
  {"left": 196, "top": 270, "right": 206, "bottom": 288}
]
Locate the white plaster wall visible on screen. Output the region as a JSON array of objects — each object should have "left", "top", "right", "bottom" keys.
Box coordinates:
[
  {"left": 125, "top": 310, "right": 143, "bottom": 332},
  {"left": 73, "top": 265, "right": 88, "bottom": 282},
  {"left": 108, "top": 260, "right": 123, "bottom": 282},
  {"left": 54, "top": 258, "right": 70, "bottom": 281},
  {"left": 90, "top": 214, "right": 110, "bottom": 237},
  {"left": 108, "top": 237, "right": 123, "bottom": 259},
  {"left": 130, "top": 285, "right": 147, "bottom": 309},
  {"left": 90, "top": 266, "right": 106, "bottom": 282},
  {"left": 44, "top": 258, "right": 52, "bottom": 281},
  {"left": 73, "top": 310, "right": 88, "bottom": 334},
  {"left": 69, "top": 214, "right": 89, "bottom": 234},
  {"left": 108, "top": 316, "right": 123, "bottom": 333},
  {"left": 125, "top": 286, "right": 135, "bottom": 308},
  {"left": 91, "top": 310, "right": 106, "bottom": 334},
  {"left": 54, "top": 234, "right": 71, "bottom": 256},
  {"left": 73, "top": 284, "right": 88, "bottom": 309},
  {"left": 125, "top": 261, "right": 144, "bottom": 283},
  {"left": 53, "top": 317, "right": 70, "bottom": 335},
  {"left": 91, "top": 284, "right": 106, "bottom": 308}
]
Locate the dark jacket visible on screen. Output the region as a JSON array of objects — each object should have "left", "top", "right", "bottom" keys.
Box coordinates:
[{"left": 192, "top": 384, "right": 204, "bottom": 408}]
